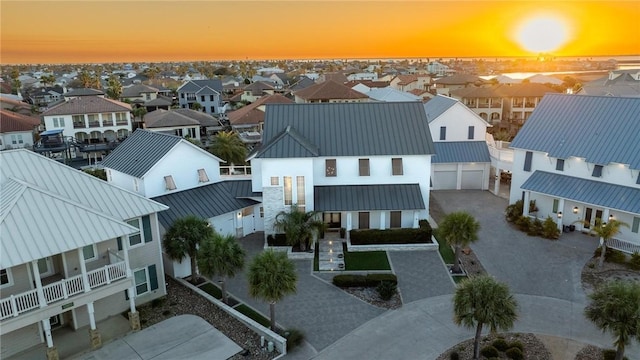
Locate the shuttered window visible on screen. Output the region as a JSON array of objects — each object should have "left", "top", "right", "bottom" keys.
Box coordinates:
[
  {"left": 592, "top": 165, "right": 603, "bottom": 177},
  {"left": 468, "top": 126, "right": 475, "bottom": 140},
  {"left": 392, "top": 158, "right": 403, "bottom": 175},
  {"left": 632, "top": 217, "right": 640, "bottom": 233},
  {"left": 440, "top": 127, "right": 446, "bottom": 140},
  {"left": 359, "top": 159, "right": 370, "bottom": 176},
  {"left": 524, "top": 151, "right": 532, "bottom": 172},
  {"left": 556, "top": 159, "right": 564, "bottom": 171}
]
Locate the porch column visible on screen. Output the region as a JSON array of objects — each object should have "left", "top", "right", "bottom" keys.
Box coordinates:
[
  {"left": 379, "top": 212, "right": 386, "bottom": 230},
  {"left": 121, "top": 236, "right": 139, "bottom": 330},
  {"left": 121, "top": 236, "right": 132, "bottom": 278},
  {"left": 456, "top": 164, "right": 463, "bottom": 190},
  {"left": 42, "top": 318, "right": 58, "bottom": 360},
  {"left": 523, "top": 191, "right": 531, "bottom": 214},
  {"left": 77, "top": 248, "right": 91, "bottom": 293},
  {"left": 493, "top": 168, "right": 500, "bottom": 195},
  {"left": 32, "top": 261, "right": 47, "bottom": 308},
  {"left": 346, "top": 212, "right": 352, "bottom": 242},
  {"left": 87, "top": 302, "right": 102, "bottom": 349},
  {"left": 556, "top": 198, "right": 565, "bottom": 232}
]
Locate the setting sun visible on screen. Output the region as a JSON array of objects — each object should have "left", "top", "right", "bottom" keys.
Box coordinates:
[{"left": 515, "top": 14, "right": 571, "bottom": 54}]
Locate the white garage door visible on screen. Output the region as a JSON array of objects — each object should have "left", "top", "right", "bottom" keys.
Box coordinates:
[
  {"left": 461, "top": 170, "right": 484, "bottom": 189},
  {"left": 433, "top": 171, "right": 457, "bottom": 190}
]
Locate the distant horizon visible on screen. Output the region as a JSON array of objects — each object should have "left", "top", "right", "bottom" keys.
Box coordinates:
[{"left": 2, "top": 1, "right": 638, "bottom": 65}]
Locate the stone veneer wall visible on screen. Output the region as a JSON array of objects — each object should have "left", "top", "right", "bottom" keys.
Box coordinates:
[{"left": 262, "top": 186, "right": 284, "bottom": 237}]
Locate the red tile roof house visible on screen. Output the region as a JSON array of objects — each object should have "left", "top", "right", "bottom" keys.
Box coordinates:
[{"left": 0, "top": 109, "right": 41, "bottom": 150}]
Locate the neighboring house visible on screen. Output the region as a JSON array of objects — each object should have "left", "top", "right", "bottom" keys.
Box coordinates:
[
  {"left": 433, "top": 74, "right": 484, "bottom": 96},
  {"left": 250, "top": 102, "right": 435, "bottom": 237},
  {"left": 389, "top": 74, "right": 430, "bottom": 93},
  {"left": 292, "top": 80, "right": 369, "bottom": 103},
  {"left": 578, "top": 69, "right": 640, "bottom": 97},
  {"left": 228, "top": 94, "right": 293, "bottom": 144},
  {"left": 365, "top": 87, "right": 422, "bottom": 102},
  {"left": 0, "top": 97, "right": 33, "bottom": 116},
  {"left": 241, "top": 81, "right": 276, "bottom": 103},
  {"left": 26, "top": 86, "right": 65, "bottom": 110},
  {"left": 347, "top": 73, "right": 378, "bottom": 81},
  {"left": 101, "top": 129, "right": 263, "bottom": 279},
  {"left": 143, "top": 109, "right": 202, "bottom": 141},
  {"left": 63, "top": 88, "right": 105, "bottom": 101},
  {"left": 0, "top": 149, "right": 168, "bottom": 359},
  {"left": 0, "top": 110, "right": 41, "bottom": 150},
  {"left": 427, "top": 61, "right": 453, "bottom": 76},
  {"left": 424, "top": 95, "right": 491, "bottom": 190},
  {"left": 177, "top": 80, "right": 224, "bottom": 115},
  {"left": 290, "top": 76, "right": 316, "bottom": 91},
  {"left": 316, "top": 72, "right": 349, "bottom": 84},
  {"left": 509, "top": 94, "right": 640, "bottom": 252},
  {"left": 173, "top": 108, "right": 224, "bottom": 138},
  {"left": 40, "top": 96, "right": 133, "bottom": 144},
  {"left": 121, "top": 84, "right": 172, "bottom": 111}
]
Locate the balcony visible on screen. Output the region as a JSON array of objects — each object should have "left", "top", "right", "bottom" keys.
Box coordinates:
[
  {"left": 88, "top": 121, "right": 101, "bottom": 128},
  {"left": 115, "top": 120, "right": 128, "bottom": 126},
  {"left": 220, "top": 165, "right": 252, "bottom": 178},
  {"left": 73, "top": 122, "right": 86, "bottom": 129},
  {"left": 0, "top": 262, "right": 127, "bottom": 321}
]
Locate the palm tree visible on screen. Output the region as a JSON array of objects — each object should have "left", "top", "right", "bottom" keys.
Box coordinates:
[
  {"left": 162, "top": 215, "right": 213, "bottom": 283},
  {"left": 453, "top": 275, "right": 518, "bottom": 360},
  {"left": 585, "top": 280, "right": 640, "bottom": 360},
  {"left": 208, "top": 131, "right": 247, "bottom": 173},
  {"left": 247, "top": 250, "right": 297, "bottom": 331},
  {"left": 273, "top": 205, "right": 326, "bottom": 252},
  {"left": 106, "top": 75, "right": 122, "bottom": 100},
  {"left": 586, "top": 218, "right": 629, "bottom": 268},
  {"left": 197, "top": 233, "right": 245, "bottom": 304},
  {"left": 438, "top": 211, "right": 481, "bottom": 274}
]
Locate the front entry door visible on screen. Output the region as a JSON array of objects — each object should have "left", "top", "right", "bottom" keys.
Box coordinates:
[
  {"left": 584, "top": 208, "right": 603, "bottom": 229},
  {"left": 323, "top": 213, "right": 341, "bottom": 229}
]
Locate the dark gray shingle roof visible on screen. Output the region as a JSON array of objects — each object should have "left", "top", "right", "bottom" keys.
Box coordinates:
[
  {"left": 510, "top": 94, "right": 640, "bottom": 170},
  {"left": 433, "top": 141, "right": 491, "bottom": 163},
  {"left": 423, "top": 95, "right": 458, "bottom": 122},
  {"left": 258, "top": 102, "right": 435, "bottom": 158},
  {"left": 151, "top": 181, "right": 260, "bottom": 228},
  {"left": 522, "top": 171, "right": 640, "bottom": 214},
  {"left": 101, "top": 129, "right": 182, "bottom": 178},
  {"left": 314, "top": 184, "right": 425, "bottom": 211}
]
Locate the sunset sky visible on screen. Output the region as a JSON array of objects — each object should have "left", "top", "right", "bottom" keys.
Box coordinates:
[{"left": 1, "top": 0, "right": 639, "bottom": 64}]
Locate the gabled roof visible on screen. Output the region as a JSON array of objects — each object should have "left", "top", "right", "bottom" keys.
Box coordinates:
[
  {"left": 393, "top": 74, "right": 418, "bottom": 85},
  {"left": 144, "top": 109, "right": 201, "bottom": 128},
  {"left": 42, "top": 96, "right": 131, "bottom": 116},
  {"left": 432, "top": 141, "right": 491, "bottom": 163},
  {"left": 173, "top": 108, "right": 220, "bottom": 127},
  {"left": 195, "top": 85, "right": 220, "bottom": 95},
  {"left": 344, "top": 80, "right": 389, "bottom": 89},
  {"left": 290, "top": 76, "right": 316, "bottom": 91},
  {"left": 293, "top": 80, "right": 369, "bottom": 101},
  {"left": 0, "top": 109, "right": 40, "bottom": 133},
  {"left": 510, "top": 94, "right": 640, "bottom": 170},
  {"left": 423, "top": 95, "right": 458, "bottom": 122},
  {"left": 257, "top": 102, "right": 435, "bottom": 158},
  {"left": 435, "top": 74, "right": 484, "bottom": 85},
  {"left": 63, "top": 88, "right": 104, "bottom": 97},
  {"left": 101, "top": 129, "right": 183, "bottom": 178},
  {"left": 522, "top": 171, "right": 640, "bottom": 214},
  {"left": 228, "top": 94, "right": 293, "bottom": 126},
  {"left": 178, "top": 80, "right": 223, "bottom": 93},
  {"left": 366, "top": 87, "right": 422, "bottom": 102},
  {"left": 144, "top": 96, "right": 173, "bottom": 107},
  {"left": 497, "top": 83, "right": 558, "bottom": 97},
  {"left": 122, "top": 84, "right": 159, "bottom": 97},
  {"left": 244, "top": 81, "right": 275, "bottom": 93},
  {"left": 314, "top": 184, "right": 425, "bottom": 211},
  {"left": 151, "top": 181, "right": 260, "bottom": 229},
  {"left": 321, "top": 72, "right": 349, "bottom": 83},
  {"left": 223, "top": 179, "right": 262, "bottom": 198}
]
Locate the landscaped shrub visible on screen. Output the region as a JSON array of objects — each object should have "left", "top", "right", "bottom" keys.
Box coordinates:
[
  {"left": 603, "top": 349, "right": 629, "bottom": 360},
  {"left": 376, "top": 281, "right": 397, "bottom": 300},
  {"left": 505, "top": 200, "right": 524, "bottom": 222},
  {"left": 332, "top": 273, "right": 397, "bottom": 287},
  {"left": 418, "top": 219, "right": 432, "bottom": 232},
  {"left": 541, "top": 216, "right": 560, "bottom": 239},
  {"left": 267, "top": 233, "right": 288, "bottom": 246},
  {"left": 505, "top": 347, "right": 524, "bottom": 360},
  {"left": 284, "top": 328, "right": 305, "bottom": 351},
  {"left": 349, "top": 228, "right": 432, "bottom": 245},
  {"left": 594, "top": 247, "right": 627, "bottom": 264},
  {"left": 492, "top": 338, "right": 509, "bottom": 351},
  {"left": 480, "top": 345, "right": 499, "bottom": 358},
  {"left": 527, "top": 218, "right": 543, "bottom": 236},
  {"left": 508, "top": 340, "right": 524, "bottom": 351},
  {"left": 449, "top": 351, "right": 459, "bottom": 360},
  {"left": 515, "top": 215, "right": 531, "bottom": 232},
  {"left": 629, "top": 252, "right": 640, "bottom": 270}
]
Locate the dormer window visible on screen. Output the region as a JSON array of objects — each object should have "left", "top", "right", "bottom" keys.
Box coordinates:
[
  {"left": 198, "top": 169, "right": 209, "bottom": 183},
  {"left": 164, "top": 175, "right": 176, "bottom": 190}
]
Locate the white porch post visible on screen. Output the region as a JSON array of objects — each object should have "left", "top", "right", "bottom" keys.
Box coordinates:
[
  {"left": 120, "top": 236, "right": 137, "bottom": 314},
  {"left": 493, "top": 168, "right": 501, "bottom": 195},
  {"left": 523, "top": 191, "right": 531, "bottom": 214},
  {"left": 456, "top": 164, "right": 463, "bottom": 190},
  {"left": 32, "top": 261, "right": 47, "bottom": 308},
  {"left": 87, "top": 302, "right": 97, "bottom": 330},
  {"left": 78, "top": 248, "right": 91, "bottom": 293},
  {"left": 42, "top": 318, "right": 54, "bottom": 348},
  {"left": 346, "top": 212, "right": 352, "bottom": 241},
  {"left": 379, "top": 212, "right": 386, "bottom": 230},
  {"left": 557, "top": 198, "right": 565, "bottom": 232}
]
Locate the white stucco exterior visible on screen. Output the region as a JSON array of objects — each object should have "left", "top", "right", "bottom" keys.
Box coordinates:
[{"left": 428, "top": 101, "right": 489, "bottom": 142}]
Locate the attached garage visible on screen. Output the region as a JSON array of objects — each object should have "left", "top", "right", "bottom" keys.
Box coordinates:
[
  {"left": 432, "top": 141, "right": 491, "bottom": 191},
  {"left": 432, "top": 166, "right": 458, "bottom": 190},
  {"left": 461, "top": 170, "right": 484, "bottom": 189}
]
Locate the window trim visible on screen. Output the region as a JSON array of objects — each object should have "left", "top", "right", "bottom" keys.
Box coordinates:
[
  {"left": 392, "top": 158, "right": 403, "bottom": 176},
  {"left": 632, "top": 217, "right": 640, "bottom": 234},
  {"left": 0, "top": 268, "right": 13, "bottom": 288},
  {"left": 134, "top": 268, "right": 149, "bottom": 296},
  {"left": 359, "top": 158, "right": 370, "bottom": 176},
  {"left": 127, "top": 218, "right": 145, "bottom": 248},
  {"left": 82, "top": 244, "right": 98, "bottom": 262},
  {"left": 283, "top": 176, "right": 292, "bottom": 205},
  {"left": 296, "top": 176, "right": 305, "bottom": 206}
]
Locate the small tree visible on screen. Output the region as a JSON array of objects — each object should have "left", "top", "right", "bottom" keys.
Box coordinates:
[
  {"left": 106, "top": 75, "right": 122, "bottom": 100},
  {"left": 192, "top": 102, "right": 202, "bottom": 111},
  {"left": 273, "top": 205, "right": 326, "bottom": 251},
  {"left": 163, "top": 215, "right": 213, "bottom": 283},
  {"left": 438, "top": 211, "right": 480, "bottom": 274},
  {"left": 248, "top": 250, "right": 297, "bottom": 330},
  {"left": 585, "top": 280, "right": 640, "bottom": 360},
  {"left": 585, "top": 218, "right": 629, "bottom": 268},
  {"left": 197, "top": 233, "right": 245, "bottom": 304},
  {"left": 453, "top": 276, "right": 518, "bottom": 360},
  {"left": 208, "top": 131, "right": 247, "bottom": 173}
]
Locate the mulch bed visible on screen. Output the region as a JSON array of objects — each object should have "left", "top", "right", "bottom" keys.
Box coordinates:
[{"left": 436, "top": 333, "right": 551, "bottom": 360}]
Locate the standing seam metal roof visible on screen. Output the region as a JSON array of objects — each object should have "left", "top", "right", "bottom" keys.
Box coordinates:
[
  {"left": 313, "top": 184, "right": 425, "bottom": 211},
  {"left": 432, "top": 141, "right": 491, "bottom": 163},
  {"left": 423, "top": 95, "right": 458, "bottom": 122},
  {"left": 521, "top": 171, "right": 640, "bottom": 214},
  {"left": 510, "top": 94, "right": 640, "bottom": 170},
  {"left": 258, "top": 102, "right": 435, "bottom": 158}
]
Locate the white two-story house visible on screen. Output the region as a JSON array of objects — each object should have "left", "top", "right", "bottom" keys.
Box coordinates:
[
  {"left": 0, "top": 150, "right": 168, "bottom": 360},
  {"left": 425, "top": 95, "right": 492, "bottom": 190},
  {"left": 177, "top": 80, "right": 224, "bottom": 115},
  {"left": 250, "top": 102, "right": 435, "bottom": 237},
  {"left": 509, "top": 94, "right": 640, "bottom": 252},
  {"left": 101, "top": 129, "right": 263, "bottom": 279}
]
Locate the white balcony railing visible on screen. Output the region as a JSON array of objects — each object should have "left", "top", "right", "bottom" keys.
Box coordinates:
[
  {"left": 608, "top": 238, "right": 640, "bottom": 255},
  {"left": 0, "top": 262, "right": 127, "bottom": 320},
  {"left": 220, "top": 165, "right": 252, "bottom": 176}
]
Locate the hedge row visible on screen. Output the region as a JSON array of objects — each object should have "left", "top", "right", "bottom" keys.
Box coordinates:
[
  {"left": 332, "top": 273, "right": 397, "bottom": 287},
  {"left": 349, "top": 228, "right": 432, "bottom": 245}
]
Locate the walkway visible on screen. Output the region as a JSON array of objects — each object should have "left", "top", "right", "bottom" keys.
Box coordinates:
[
  {"left": 317, "top": 232, "right": 344, "bottom": 271},
  {"left": 388, "top": 251, "right": 455, "bottom": 304}
]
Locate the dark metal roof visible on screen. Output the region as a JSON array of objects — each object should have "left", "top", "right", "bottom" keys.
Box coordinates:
[
  {"left": 101, "top": 129, "right": 182, "bottom": 178},
  {"left": 510, "top": 94, "right": 640, "bottom": 170},
  {"left": 314, "top": 184, "right": 425, "bottom": 211},
  {"left": 258, "top": 102, "right": 435, "bottom": 158},
  {"left": 223, "top": 179, "right": 262, "bottom": 198},
  {"left": 522, "top": 171, "right": 640, "bottom": 214},
  {"left": 423, "top": 95, "right": 457, "bottom": 123},
  {"left": 151, "top": 181, "right": 260, "bottom": 229},
  {"left": 432, "top": 141, "right": 491, "bottom": 163}
]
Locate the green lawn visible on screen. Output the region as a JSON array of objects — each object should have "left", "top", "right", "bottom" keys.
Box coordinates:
[
  {"left": 235, "top": 304, "right": 271, "bottom": 328},
  {"left": 435, "top": 232, "right": 455, "bottom": 264},
  {"left": 199, "top": 283, "right": 222, "bottom": 299},
  {"left": 342, "top": 243, "right": 391, "bottom": 271}
]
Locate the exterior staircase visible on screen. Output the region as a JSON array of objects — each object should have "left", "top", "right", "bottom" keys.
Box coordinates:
[{"left": 318, "top": 232, "right": 345, "bottom": 271}]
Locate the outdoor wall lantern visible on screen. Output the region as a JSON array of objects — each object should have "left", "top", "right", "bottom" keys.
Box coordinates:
[
  {"left": 557, "top": 212, "right": 563, "bottom": 219},
  {"left": 573, "top": 207, "right": 579, "bottom": 214},
  {"left": 609, "top": 214, "right": 614, "bottom": 221}
]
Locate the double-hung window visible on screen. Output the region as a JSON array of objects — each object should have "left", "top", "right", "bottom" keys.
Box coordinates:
[
  {"left": 83, "top": 245, "right": 97, "bottom": 261},
  {"left": 128, "top": 218, "right": 143, "bottom": 247}
]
